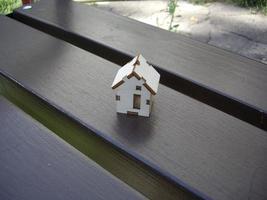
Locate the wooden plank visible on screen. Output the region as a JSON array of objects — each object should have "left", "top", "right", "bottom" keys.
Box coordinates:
[
  {"left": 0, "top": 96, "right": 145, "bottom": 200},
  {"left": 0, "top": 73, "right": 201, "bottom": 200},
  {"left": 11, "top": 0, "right": 267, "bottom": 130},
  {"left": 1, "top": 17, "right": 267, "bottom": 200}
]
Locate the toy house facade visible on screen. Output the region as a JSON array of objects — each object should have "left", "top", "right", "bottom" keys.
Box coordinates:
[{"left": 111, "top": 55, "right": 160, "bottom": 117}]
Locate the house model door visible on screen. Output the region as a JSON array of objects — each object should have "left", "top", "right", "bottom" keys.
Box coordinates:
[{"left": 133, "top": 94, "right": 141, "bottom": 109}]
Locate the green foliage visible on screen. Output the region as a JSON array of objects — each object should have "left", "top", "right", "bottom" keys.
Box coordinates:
[
  {"left": 0, "top": 0, "right": 21, "bottom": 15},
  {"left": 168, "top": 0, "right": 177, "bottom": 14},
  {"left": 188, "top": 0, "right": 267, "bottom": 14},
  {"left": 168, "top": 0, "right": 178, "bottom": 31},
  {"left": 231, "top": 0, "right": 266, "bottom": 7},
  {"left": 230, "top": 0, "right": 267, "bottom": 14},
  {"left": 188, "top": 0, "right": 215, "bottom": 4},
  {"left": 227, "top": 0, "right": 267, "bottom": 15}
]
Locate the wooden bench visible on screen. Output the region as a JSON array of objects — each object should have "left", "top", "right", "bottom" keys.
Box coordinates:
[
  {"left": 0, "top": 96, "right": 145, "bottom": 200},
  {"left": 1, "top": 15, "right": 267, "bottom": 200},
  {"left": 11, "top": 0, "right": 267, "bottom": 130}
]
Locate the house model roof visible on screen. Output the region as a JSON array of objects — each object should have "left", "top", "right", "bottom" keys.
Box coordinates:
[{"left": 111, "top": 55, "right": 160, "bottom": 95}]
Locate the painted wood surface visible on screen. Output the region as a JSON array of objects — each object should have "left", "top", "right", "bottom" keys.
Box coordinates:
[
  {"left": 0, "top": 96, "right": 145, "bottom": 200},
  {"left": 12, "top": 0, "right": 267, "bottom": 129},
  {"left": 0, "top": 17, "right": 267, "bottom": 200}
]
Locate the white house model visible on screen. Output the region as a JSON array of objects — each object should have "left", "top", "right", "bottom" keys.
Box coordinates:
[{"left": 111, "top": 54, "right": 160, "bottom": 117}]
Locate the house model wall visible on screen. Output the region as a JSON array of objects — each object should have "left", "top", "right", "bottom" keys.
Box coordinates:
[{"left": 111, "top": 54, "right": 160, "bottom": 117}]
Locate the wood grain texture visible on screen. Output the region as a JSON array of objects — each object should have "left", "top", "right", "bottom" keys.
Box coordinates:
[
  {"left": 11, "top": 0, "right": 267, "bottom": 129},
  {"left": 1, "top": 17, "right": 267, "bottom": 200},
  {"left": 0, "top": 96, "right": 145, "bottom": 200}
]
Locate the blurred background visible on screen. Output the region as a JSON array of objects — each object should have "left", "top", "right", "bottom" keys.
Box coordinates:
[{"left": 1, "top": 0, "right": 267, "bottom": 64}]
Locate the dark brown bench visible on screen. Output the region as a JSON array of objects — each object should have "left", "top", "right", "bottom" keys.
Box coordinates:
[
  {"left": 11, "top": 0, "right": 267, "bottom": 130},
  {"left": 1, "top": 15, "right": 267, "bottom": 200},
  {"left": 0, "top": 95, "right": 145, "bottom": 200}
]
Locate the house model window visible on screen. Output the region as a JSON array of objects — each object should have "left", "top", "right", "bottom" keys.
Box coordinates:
[
  {"left": 116, "top": 95, "right": 120, "bottom": 101},
  {"left": 136, "top": 86, "right": 142, "bottom": 90},
  {"left": 111, "top": 54, "right": 160, "bottom": 117}
]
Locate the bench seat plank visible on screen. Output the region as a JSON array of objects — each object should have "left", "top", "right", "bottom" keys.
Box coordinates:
[
  {"left": 12, "top": 0, "right": 267, "bottom": 129},
  {"left": 0, "top": 17, "right": 267, "bottom": 200},
  {"left": 0, "top": 96, "right": 145, "bottom": 200}
]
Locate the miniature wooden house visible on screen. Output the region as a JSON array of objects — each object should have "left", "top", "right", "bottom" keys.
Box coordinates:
[{"left": 111, "top": 54, "right": 160, "bottom": 117}]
